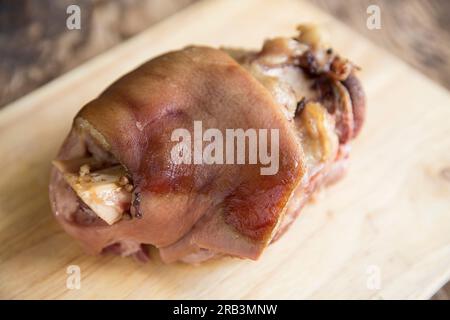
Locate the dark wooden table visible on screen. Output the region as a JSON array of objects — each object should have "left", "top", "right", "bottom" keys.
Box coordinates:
[{"left": 0, "top": 0, "right": 448, "bottom": 299}]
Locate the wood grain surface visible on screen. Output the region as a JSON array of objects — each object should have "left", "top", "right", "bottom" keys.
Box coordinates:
[
  {"left": 0, "top": 0, "right": 198, "bottom": 107},
  {"left": 308, "top": 0, "right": 450, "bottom": 299},
  {"left": 0, "top": 0, "right": 449, "bottom": 299}
]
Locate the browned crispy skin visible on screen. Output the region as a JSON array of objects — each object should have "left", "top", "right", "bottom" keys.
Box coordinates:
[
  {"left": 52, "top": 46, "right": 304, "bottom": 260},
  {"left": 50, "top": 27, "right": 366, "bottom": 264}
]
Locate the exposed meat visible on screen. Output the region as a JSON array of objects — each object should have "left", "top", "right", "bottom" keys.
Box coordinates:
[
  {"left": 343, "top": 72, "right": 366, "bottom": 137},
  {"left": 49, "top": 25, "right": 365, "bottom": 264},
  {"left": 53, "top": 160, "right": 132, "bottom": 225}
]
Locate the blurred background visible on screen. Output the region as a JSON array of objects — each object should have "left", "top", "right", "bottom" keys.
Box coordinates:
[{"left": 0, "top": 0, "right": 449, "bottom": 299}]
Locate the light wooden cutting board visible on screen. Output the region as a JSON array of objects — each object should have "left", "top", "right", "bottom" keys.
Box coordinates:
[{"left": 0, "top": 0, "right": 449, "bottom": 300}]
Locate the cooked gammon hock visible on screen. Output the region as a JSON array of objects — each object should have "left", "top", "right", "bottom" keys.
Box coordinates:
[{"left": 49, "top": 25, "right": 365, "bottom": 264}]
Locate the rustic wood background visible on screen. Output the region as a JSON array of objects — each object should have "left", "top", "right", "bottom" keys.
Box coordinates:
[{"left": 0, "top": 0, "right": 449, "bottom": 299}]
